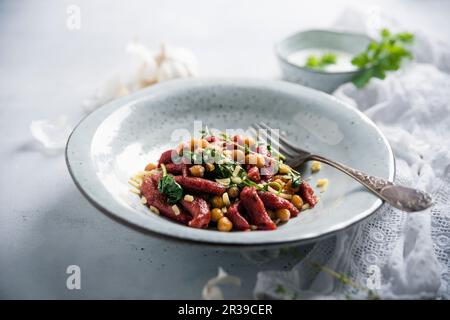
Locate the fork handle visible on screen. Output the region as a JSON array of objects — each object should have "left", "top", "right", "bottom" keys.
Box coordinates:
[{"left": 309, "top": 155, "right": 433, "bottom": 212}]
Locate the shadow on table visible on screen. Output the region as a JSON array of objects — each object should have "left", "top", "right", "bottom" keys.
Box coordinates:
[{"left": 22, "top": 184, "right": 313, "bottom": 299}]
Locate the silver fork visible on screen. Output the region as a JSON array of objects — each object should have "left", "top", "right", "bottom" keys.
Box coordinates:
[{"left": 251, "top": 122, "right": 433, "bottom": 212}]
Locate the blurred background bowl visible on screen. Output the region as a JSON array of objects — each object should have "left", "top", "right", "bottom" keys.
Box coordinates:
[{"left": 275, "top": 29, "right": 372, "bottom": 93}]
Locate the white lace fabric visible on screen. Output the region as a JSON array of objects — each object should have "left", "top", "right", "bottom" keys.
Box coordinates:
[{"left": 254, "top": 8, "right": 450, "bottom": 299}]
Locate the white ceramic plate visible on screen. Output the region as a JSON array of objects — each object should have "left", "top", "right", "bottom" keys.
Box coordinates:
[{"left": 66, "top": 79, "right": 394, "bottom": 248}]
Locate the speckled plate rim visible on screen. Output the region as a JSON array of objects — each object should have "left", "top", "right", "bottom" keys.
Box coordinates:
[{"left": 66, "top": 78, "right": 395, "bottom": 249}]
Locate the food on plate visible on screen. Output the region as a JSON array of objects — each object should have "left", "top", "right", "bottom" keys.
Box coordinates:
[
  {"left": 316, "top": 178, "right": 329, "bottom": 193},
  {"left": 311, "top": 160, "right": 321, "bottom": 173},
  {"left": 130, "top": 131, "right": 318, "bottom": 232}
]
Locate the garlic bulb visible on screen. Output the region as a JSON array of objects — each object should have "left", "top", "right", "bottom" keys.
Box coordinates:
[
  {"left": 126, "top": 41, "right": 158, "bottom": 89},
  {"left": 155, "top": 44, "right": 199, "bottom": 82},
  {"left": 126, "top": 42, "right": 198, "bottom": 86},
  {"left": 82, "top": 41, "right": 199, "bottom": 112}
]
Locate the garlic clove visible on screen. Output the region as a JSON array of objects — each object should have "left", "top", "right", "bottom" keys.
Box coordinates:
[{"left": 155, "top": 45, "right": 198, "bottom": 82}]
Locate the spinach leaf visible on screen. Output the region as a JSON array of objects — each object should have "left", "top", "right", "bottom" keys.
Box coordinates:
[
  {"left": 157, "top": 164, "right": 183, "bottom": 204},
  {"left": 214, "top": 161, "right": 236, "bottom": 179}
]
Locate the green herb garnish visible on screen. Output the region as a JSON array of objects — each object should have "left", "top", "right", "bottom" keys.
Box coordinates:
[
  {"left": 351, "top": 28, "right": 414, "bottom": 88},
  {"left": 267, "top": 144, "right": 286, "bottom": 161},
  {"left": 219, "top": 132, "right": 232, "bottom": 142},
  {"left": 239, "top": 178, "right": 267, "bottom": 191},
  {"left": 269, "top": 181, "right": 283, "bottom": 194},
  {"left": 290, "top": 172, "right": 302, "bottom": 189},
  {"left": 181, "top": 150, "right": 203, "bottom": 165},
  {"left": 157, "top": 164, "right": 183, "bottom": 204},
  {"left": 199, "top": 126, "right": 213, "bottom": 139},
  {"left": 275, "top": 284, "right": 287, "bottom": 295},
  {"left": 305, "top": 52, "right": 337, "bottom": 70},
  {"left": 204, "top": 146, "right": 224, "bottom": 160},
  {"left": 214, "top": 162, "right": 236, "bottom": 179}
]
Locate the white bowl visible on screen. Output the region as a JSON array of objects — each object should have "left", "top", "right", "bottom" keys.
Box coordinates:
[{"left": 276, "top": 30, "right": 372, "bottom": 93}]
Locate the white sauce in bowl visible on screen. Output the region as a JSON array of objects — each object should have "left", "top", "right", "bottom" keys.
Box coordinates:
[{"left": 287, "top": 49, "right": 357, "bottom": 72}]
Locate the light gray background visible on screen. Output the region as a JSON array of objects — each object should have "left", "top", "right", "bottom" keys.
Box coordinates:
[{"left": 1, "top": 0, "right": 449, "bottom": 299}]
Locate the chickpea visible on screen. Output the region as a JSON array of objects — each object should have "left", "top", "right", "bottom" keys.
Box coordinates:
[
  {"left": 245, "top": 154, "right": 254, "bottom": 165},
  {"left": 244, "top": 136, "right": 256, "bottom": 147},
  {"left": 278, "top": 164, "right": 291, "bottom": 174},
  {"left": 211, "top": 208, "right": 224, "bottom": 222},
  {"left": 211, "top": 196, "right": 224, "bottom": 208},
  {"left": 189, "top": 165, "right": 205, "bottom": 177},
  {"left": 190, "top": 138, "right": 209, "bottom": 151},
  {"left": 291, "top": 195, "right": 304, "bottom": 209},
  {"left": 245, "top": 154, "right": 265, "bottom": 168},
  {"left": 256, "top": 154, "right": 266, "bottom": 168},
  {"left": 217, "top": 217, "right": 233, "bottom": 232},
  {"left": 144, "top": 163, "right": 157, "bottom": 171},
  {"left": 205, "top": 163, "right": 215, "bottom": 172},
  {"left": 233, "top": 135, "right": 244, "bottom": 144},
  {"left": 227, "top": 186, "right": 240, "bottom": 198},
  {"left": 232, "top": 149, "right": 245, "bottom": 163},
  {"left": 276, "top": 209, "right": 291, "bottom": 222},
  {"left": 200, "top": 138, "right": 209, "bottom": 148}
]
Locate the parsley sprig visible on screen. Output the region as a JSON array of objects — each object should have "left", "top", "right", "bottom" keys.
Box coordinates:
[
  {"left": 351, "top": 28, "right": 414, "bottom": 88},
  {"left": 305, "top": 52, "right": 337, "bottom": 70}
]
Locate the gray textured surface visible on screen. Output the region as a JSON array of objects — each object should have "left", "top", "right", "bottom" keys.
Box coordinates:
[{"left": 1, "top": 0, "right": 449, "bottom": 299}]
